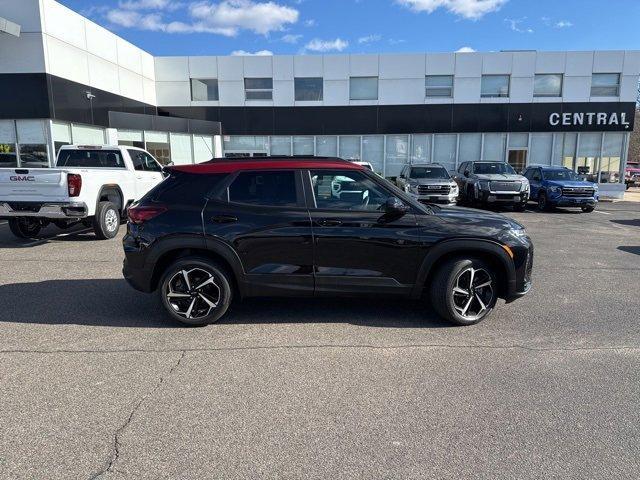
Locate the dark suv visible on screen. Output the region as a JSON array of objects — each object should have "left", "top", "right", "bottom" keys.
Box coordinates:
[{"left": 123, "top": 158, "right": 533, "bottom": 326}]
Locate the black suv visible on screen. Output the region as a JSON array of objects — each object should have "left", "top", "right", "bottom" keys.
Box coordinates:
[{"left": 123, "top": 158, "right": 533, "bottom": 326}]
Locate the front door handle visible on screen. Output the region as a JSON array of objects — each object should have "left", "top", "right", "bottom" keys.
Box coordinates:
[
  {"left": 211, "top": 215, "right": 238, "bottom": 224},
  {"left": 316, "top": 219, "right": 342, "bottom": 227}
]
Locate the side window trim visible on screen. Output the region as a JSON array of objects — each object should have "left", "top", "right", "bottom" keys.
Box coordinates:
[{"left": 224, "top": 169, "right": 306, "bottom": 209}]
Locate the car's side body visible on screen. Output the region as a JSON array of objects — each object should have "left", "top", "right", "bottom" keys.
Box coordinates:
[
  {"left": 123, "top": 158, "right": 533, "bottom": 314},
  {"left": 523, "top": 166, "right": 598, "bottom": 211}
]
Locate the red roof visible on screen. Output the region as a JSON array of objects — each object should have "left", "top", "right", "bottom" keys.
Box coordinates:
[{"left": 169, "top": 157, "right": 363, "bottom": 175}]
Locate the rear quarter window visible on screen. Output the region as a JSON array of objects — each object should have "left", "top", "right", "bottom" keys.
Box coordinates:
[
  {"left": 145, "top": 172, "right": 227, "bottom": 204},
  {"left": 57, "top": 150, "right": 125, "bottom": 168}
]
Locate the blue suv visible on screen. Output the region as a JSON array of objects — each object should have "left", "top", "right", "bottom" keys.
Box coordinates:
[{"left": 523, "top": 166, "right": 598, "bottom": 212}]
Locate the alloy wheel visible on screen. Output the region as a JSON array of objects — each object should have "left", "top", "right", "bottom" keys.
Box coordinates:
[
  {"left": 105, "top": 209, "right": 119, "bottom": 232},
  {"left": 451, "top": 266, "right": 494, "bottom": 321},
  {"left": 165, "top": 268, "right": 221, "bottom": 320}
]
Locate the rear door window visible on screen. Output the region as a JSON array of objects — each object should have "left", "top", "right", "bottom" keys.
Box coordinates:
[
  {"left": 228, "top": 171, "right": 298, "bottom": 207},
  {"left": 57, "top": 150, "right": 125, "bottom": 168}
]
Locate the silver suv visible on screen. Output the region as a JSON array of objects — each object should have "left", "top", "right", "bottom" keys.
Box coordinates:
[
  {"left": 396, "top": 163, "right": 459, "bottom": 204},
  {"left": 454, "top": 161, "right": 529, "bottom": 211}
]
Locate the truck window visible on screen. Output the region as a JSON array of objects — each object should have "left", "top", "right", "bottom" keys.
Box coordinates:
[
  {"left": 128, "top": 150, "right": 145, "bottom": 171},
  {"left": 57, "top": 150, "right": 125, "bottom": 168},
  {"left": 128, "top": 150, "right": 163, "bottom": 172}
]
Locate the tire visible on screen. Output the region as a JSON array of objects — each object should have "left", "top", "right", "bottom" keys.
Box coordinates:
[
  {"left": 513, "top": 203, "right": 526, "bottom": 212},
  {"left": 465, "top": 186, "right": 476, "bottom": 207},
  {"left": 8, "top": 218, "right": 42, "bottom": 239},
  {"left": 537, "top": 192, "right": 550, "bottom": 212},
  {"left": 158, "top": 257, "right": 233, "bottom": 327},
  {"left": 581, "top": 205, "right": 595, "bottom": 213},
  {"left": 92, "top": 201, "right": 120, "bottom": 240},
  {"left": 430, "top": 258, "right": 498, "bottom": 326}
]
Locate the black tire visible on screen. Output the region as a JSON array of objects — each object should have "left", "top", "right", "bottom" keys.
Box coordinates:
[
  {"left": 581, "top": 205, "right": 595, "bottom": 213},
  {"left": 158, "top": 257, "right": 233, "bottom": 327},
  {"left": 430, "top": 258, "right": 498, "bottom": 326},
  {"left": 8, "top": 218, "right": 42, "bottom": 239},
  {"left": 92, "top": 201, "right": 120, "bottom": 240},
  {"left": 513, "top": 203, "right": 526, "bottom": 212},
  {"left": 465, "top": 186, "right": 476, "bottom": 207},
  {"left": 537, "top": 192, "right": 550, "bottom": 212}
]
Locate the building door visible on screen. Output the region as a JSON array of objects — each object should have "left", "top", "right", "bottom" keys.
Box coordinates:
[{"left": 508, "top": 149, "right": 527, "bottom": 173}]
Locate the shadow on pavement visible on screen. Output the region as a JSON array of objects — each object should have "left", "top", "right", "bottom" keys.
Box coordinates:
[
  {"left": 618, "top": 246, "right": 640, "bottom": 256},
  {"left": 611, "top": 219, "right": 640, "bottom": 227},
  {"left": 0, "top": 224, "right": 100, "bottom": 248},
  {"left": 0, "top": 279, "right": 449, "bottom": 329}
]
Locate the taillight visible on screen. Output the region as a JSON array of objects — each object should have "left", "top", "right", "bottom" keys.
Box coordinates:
[
  {"left": 127, "top": 205, "right": 167, "bottom": 225},
  {"left": 67, "top": 173, "right": 82, "bottom": 197}
]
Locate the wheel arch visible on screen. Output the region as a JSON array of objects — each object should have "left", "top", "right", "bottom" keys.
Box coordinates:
[
  {"left": 412, "top": 239, "right": 516, "bottom": 300},
  {"left": 96, "top": 185, "right": 124, "bottom": 213}
]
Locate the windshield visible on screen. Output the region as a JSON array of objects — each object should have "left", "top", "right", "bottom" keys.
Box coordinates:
[
  {"left": 57, "top": 150, "right": 125, "bottom": 168},
  {"left": 543, "top": 169, "right": 578, "bottom": 181},
  {"left": 410, "top": 166, "right": 450, "bottom": 179},
  {"left": 473, "top": 162, "right": 516, "bottom": 175}
]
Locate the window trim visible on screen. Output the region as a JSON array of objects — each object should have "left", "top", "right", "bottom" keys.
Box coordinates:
[
  {"left": 223, "top": 169, "right": 306, "bottom": 209},
  {"left": 480, "top": 74, "right": 511, "bottom": 98},
  {"left": 533, "top": 73, "right": 563, "bottom": 97}
]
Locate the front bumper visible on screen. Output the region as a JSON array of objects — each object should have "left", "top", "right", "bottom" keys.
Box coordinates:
[
  {"left": 550, "top": 196, "right": 597, "bottom": 207},
  {"left": 0, "top": 201, "right": 88, "bottom": 219},
  {"left": 479, "top": 191, "right": 529, "bottom": 205},
  {"left": 409, "top": 192, "right": 458, "bottom": 205}
]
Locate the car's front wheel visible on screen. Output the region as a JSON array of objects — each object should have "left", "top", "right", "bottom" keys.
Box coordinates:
[
  {"left": 430, "top": 258, "right": 498, "bottom": 326},
  {"left": 159, "top": 257, "right": 233, "bottom": 326},
  {"left": 581, "top": 205, "right": 595, "bottom": 213}
]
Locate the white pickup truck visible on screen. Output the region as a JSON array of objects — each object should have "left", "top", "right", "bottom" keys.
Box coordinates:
[{"left": 0, "top": 145, "right": 165, "bottom": 239}]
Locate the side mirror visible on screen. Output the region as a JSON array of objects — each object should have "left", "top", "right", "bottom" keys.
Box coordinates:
[
  {"left": 383, "top": 196, "right": 409, "bottom": 216},
  {"left": 166, "top": 161, "right": 175, "bottom": 166},
  {"left": 463, "top": 171, "right": 469, "bottom": 177}
]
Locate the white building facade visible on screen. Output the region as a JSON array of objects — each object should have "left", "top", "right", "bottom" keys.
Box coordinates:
[{"left": 1, "top": 0, "right": 638, "bottom": 197}]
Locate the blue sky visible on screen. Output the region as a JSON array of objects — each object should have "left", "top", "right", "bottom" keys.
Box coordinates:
[{"left": 61, "top": 0, "right": 640, "bottom": 56}]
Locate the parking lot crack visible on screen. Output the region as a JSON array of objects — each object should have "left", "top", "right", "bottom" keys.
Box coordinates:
[{"left": 89, "top": 350, "right": 186, "bottom": 479}]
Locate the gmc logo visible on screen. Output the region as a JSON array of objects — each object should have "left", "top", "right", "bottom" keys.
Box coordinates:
[{"left": 9, "top": 175, "right": 36, "bottom": 182}]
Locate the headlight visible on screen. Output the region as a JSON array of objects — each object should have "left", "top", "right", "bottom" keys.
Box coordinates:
[
  {"left": 549, "top": 185, "right": 562, "bottom": 195},
  {"left": 521, "top": 179, "right": 530, "bottom": 192},
  {"left": 450, "top": 184, "right": 459, "bottom": 194},
  {"left": 508, "top": 227, "right": 527, "bottom": 238},
  {"left": 478, "top": 180, "right": 490, "bottom": 190}
]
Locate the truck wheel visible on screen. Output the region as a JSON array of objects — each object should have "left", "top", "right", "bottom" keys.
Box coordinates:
[
  {"left": 430, "top": 258, "right": 497, "bottom": 326},
  {"left": 8, "top": 218, "right": 42, "bottom": 239},
  {"left": 158, "top": 257, "right": 233, "bottom": 327},
  {"left": 581, "top": 205, "right": 595, "bottom": 213},
  {"left": 93, "top": 201, "right": 120, "bottom": 239},
  {"left": 537, "top": 192, "right": 549, "bottom": 212}
]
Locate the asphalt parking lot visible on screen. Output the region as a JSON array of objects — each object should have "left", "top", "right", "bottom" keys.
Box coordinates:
[{"left": 1, "top": 202, "right": 640, "bottom": 479}]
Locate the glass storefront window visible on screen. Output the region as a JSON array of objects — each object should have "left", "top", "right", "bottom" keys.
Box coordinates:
[
  {"left": 562, "top": 133, "right": 577, "bottom": 169},
  {"left": 552, "top": 133, "right": 564, "bottom": 166},
  {"left": 170, "top": 133, "right": 193, "bottom": 165},
  {"left": 52, "top": 122, "right": 71, "bottom": 154},
  {"left": 482, "top": 133, "right": 506, "bottom": 161},
  {"left": 118, "top": 130, "right": 144, "bottom": 148},
  {"left": 270, "top": 137, "right": 292, "bottom": 156},
  {"left": 193, "top": 135, "right": 214, "bottom": 163},
  {"left": 601, "top": 132, "right": 624, "bottom": 183},
  {"left": 339, "top": 136, "right": 361, "bottom": 160},
  {"left": 224, "top": 136, "right": 268, "bottom": 155},
  {"left": 529, "top": 133, "right": 553, "bottom": 166},
  {"left": 71, "top": 124, "right": 105, "bottom": 145},
  {"left": 145, "top": 131, "right": 171, "bottom": 165},
  {"left": 316, "top": 136, "right": 337, "bottom": 157},
  {"left": 411, "top": 134, "right": 431, "bottom": 163},
  {"left": 293, "top": 136, "right": 314, "bottom": 155},
  {"left": 576, "top": 132, "right": 602, "bottom": 182},
  {"left": 362, "top": 135, "right": 384, "bottom": 173},
  {"left": 17, "top": 120, "right": 49, "bottom": 167},
  {"left": 0, "top": 120, "right": 17, "bottom": 167},
  {"left": 433, "top": 134, "right": 457, "bottom": 172},
  {"left": 508, "top": 133, "right": 528, "bottom": 149},
  {"left": 385, "top": 134, "right": 408, "bottom": 177},
  {"left": 459, "top": 133, "right": 481, "bottom": 163},
  {"left": 19, "top": 144, "right": 48, "bottom": 167}
]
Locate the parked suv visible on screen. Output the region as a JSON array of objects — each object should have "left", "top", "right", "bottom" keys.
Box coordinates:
[
  {"left": 523, "top": 166, "right": 598, "bottom": 212},
  {"left": 123, "top": 157, "right": 533, "bottom": 327},
  {"left": 396, "top": 163, "right": 459, "bottom": 204},
  {"left": 454, "top": 161, "right": 529, "bottom": 211}
]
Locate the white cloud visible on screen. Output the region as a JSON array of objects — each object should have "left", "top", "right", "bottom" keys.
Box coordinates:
[
  {"left": 555, "top": 20, "right": 573, "bottom": 28},
  {"left": 304, "top": 19, "right": 316, "bottom": 27},
  {"left": 189, "top": 0, "right": 299, "bottom": 36},
  {"left": 106, "top": 9, "right": 141, "bottom": 27},
  {"left": 118, "top": 0, "right": 181, "bottom": 10},
  {"left": 231, "top": 49, "right": 274, "bottom": 55},
  {"left": 456, "top": 46, "right": 475, "bottom": 52},
  {"left": 358, "top": 34, "right": 382, "bottom": 44},
  {"left": 304, "top": 38, "right": 348, "bottom": 52},
  {"left": 281, "top": 33, "right": 302, "bottom": 43},
  {"left": 505, "top": 17, "right": 533, "bottom": 33},
  {"left": 397, "top": 0, "right": 508, "bottom": 20}
]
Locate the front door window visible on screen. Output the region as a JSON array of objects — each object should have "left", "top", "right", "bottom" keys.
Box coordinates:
[{"left": 309, "top": 170, "right": 390, "bottom": 211}]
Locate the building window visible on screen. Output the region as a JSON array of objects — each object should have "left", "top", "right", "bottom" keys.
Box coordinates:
[
  {"left": 293, "top": 136, "right": 314, "bottom": 155},
  {"left": 270, "top": 137, "right": 292, "bottom": 156},
  {"left": 339, "top": 136, "right": 361, "bottom": 159},
  {"left": 316, "top": 136, "right": 337, "bottom": 156},
  {"left": 481, "top": 75, "right": 510, "bottom": 98},
  {"left": 591, "top": 73, "right": 620, "bottom": 97},
  {"left": 534, "top": 74, "right": 563, "bottom": 97},
  {"left": 244, "top": 78, "right": 273, "bottom": 100},
  {"left": 425, "top": 75, "right": 453, "bottom": 97},
  {"left": 294, "top": 77, "right": 323, "bottom": 101},
  {"left": 349, "top": 77, "right": 378, "bottom": 100},
  {"left": 191, "top": 79, "right": 219, "bottom": 101}
]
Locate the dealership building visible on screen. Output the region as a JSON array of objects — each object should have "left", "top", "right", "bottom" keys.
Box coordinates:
[{"left": 1, "top": 0, "right": 639, "bottom": 198}]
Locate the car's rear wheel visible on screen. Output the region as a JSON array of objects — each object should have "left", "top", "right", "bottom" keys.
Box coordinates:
[
  {"left": 159, "top": 257, "right": 232, "bottom": 326},
  {"left": 8, "top": 218, "right": 42, "bottom": 239},
  {"left": 430, "top": 258, "right": 497, "bottom": 326},
  {"left": 93, "top": 201, "right": 120, "bottom": 239}
]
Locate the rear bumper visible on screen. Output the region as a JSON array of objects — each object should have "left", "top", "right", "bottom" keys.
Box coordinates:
[
  {"left": 0, "top": 201, "right": 88, "bottom": 219},
  {"left": 123, "top": 258, "right": 154, "bottom": 293}
]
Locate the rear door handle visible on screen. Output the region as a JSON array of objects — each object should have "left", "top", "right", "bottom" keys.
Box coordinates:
[
  {"left": 211, "top": 215, "right": 238, "bottom": 224},
  {"left": 316, "top": 219, "right": 342, "bottom": 227}
]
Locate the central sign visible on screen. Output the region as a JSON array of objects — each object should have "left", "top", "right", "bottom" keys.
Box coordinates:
[{"left": 549, "top": 112, "right": 631, "bottom": 128}]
